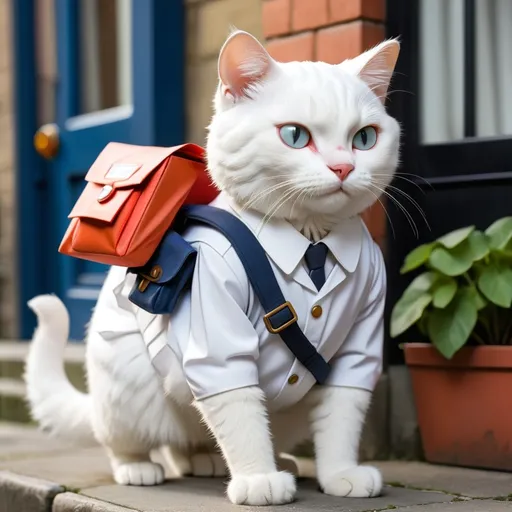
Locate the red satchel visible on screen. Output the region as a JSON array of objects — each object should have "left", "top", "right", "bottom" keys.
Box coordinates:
[{"left": 59, "top": 142, "right": 219, "bottom": 267}]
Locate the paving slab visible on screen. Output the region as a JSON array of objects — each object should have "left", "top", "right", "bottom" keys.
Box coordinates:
[
  {"left": 53, "top": 493, "right": 134, "bottom": 512},
  {"left": 0, "top": 422, "right": 80, "bottom": 461},
  {"left": 374, "top": 461, "right": 512, "bottom": 499},
  {"left": 0, "top": 471, "right": 63, "bottom": 512},
  {"left": 0, "top": 447, "right": 114, "bottom": 489},
  {"left": 81, "top": 479, "right": 454, "bottom": 512},
  {"left": 395, "top": 500, "right": 512, "bottom": 511}
]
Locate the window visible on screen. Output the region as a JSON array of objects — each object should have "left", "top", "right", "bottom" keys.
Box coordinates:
[
  {"left": 420, "top": 0, "right": 512, "bottom": 143},
  {"left": 385, "top": 0, "right": 512, "bottom": 364}
]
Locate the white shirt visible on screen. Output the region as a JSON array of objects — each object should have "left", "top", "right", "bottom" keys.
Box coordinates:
[{"left": 110, "top": 193, "right": 386, "bottom": 412}]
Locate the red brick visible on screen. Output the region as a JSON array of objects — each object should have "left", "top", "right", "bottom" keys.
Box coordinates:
[
  {"left": 315, "top": 21, "right": 385, "bottom": 64},
  {"left": 362, "top": 22, "right": 386, "bottom": 49},
  {"left": 329, "top": 0, "right": 385, "bottom": 23},
  {"left": 291, "top": 0, "right": 329, "bottom": 31},
  {"left": 266, "top": 32, "right": 315, "bottom": 62},
  {"left": 362, "top": 200, "right": 387, "bottom": 241},
  {"left": 263, "top": 0, "right": 291, "bottom": 39}
]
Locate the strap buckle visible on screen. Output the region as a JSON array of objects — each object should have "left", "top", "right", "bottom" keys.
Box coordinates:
[
  {"left": 137, "top": 264, "right": 163, "bottom": 293},
  {"left": 263, "top": 301, "right": 298, "bottom": 334}
]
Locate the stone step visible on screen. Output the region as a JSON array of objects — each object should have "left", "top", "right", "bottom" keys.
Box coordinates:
[
  {"left": 0, "top": 342, "right": 86, "bottom": 423},
  {"left": 0, "top": 377, "right": 30, "bottom": 423}
]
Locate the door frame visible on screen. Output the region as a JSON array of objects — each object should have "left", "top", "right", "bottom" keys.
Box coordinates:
[{"left": 11, "top": 0, "right": 186, "bottom": 339}]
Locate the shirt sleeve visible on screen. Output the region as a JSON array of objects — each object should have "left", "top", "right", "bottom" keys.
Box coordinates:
[
  {"left": 326, "top": 241, "right": 387, "bottom": 392},
  {"left": 181, "top": 242, "right": 261, "bottom": 401}
]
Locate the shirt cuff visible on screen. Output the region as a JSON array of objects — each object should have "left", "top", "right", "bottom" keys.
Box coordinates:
[
  {"left": 184, "top": 360, "right": 260, "bottom": 401},
  {"left": 325, "top": 354, "right": 382, "bottom": 392}
]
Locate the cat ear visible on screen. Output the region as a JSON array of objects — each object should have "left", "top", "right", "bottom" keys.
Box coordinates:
[
  {"left": 218, "top": 30, "right": 275, "bottom": 99},
  {"left": 343, "top": 39, "right": 400, "bottom": 104}
]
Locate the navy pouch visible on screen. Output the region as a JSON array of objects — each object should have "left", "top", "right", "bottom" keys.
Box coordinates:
[{"left": 128, "top": 230, "right": 197, "bottom": 314}]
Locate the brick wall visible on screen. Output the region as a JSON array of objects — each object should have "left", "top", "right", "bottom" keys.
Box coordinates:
[
  {"left": 0, "top": 0, "right": 16, "bottom": 337},
  {"left": 185, "top": 0, "right": 263, "bottom": 145},
  {"left": 262, "top": 0, "right": 388, "bottom": 248}
]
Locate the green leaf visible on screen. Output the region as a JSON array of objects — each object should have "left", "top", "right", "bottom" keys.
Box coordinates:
[
  {"left": 402, "top": 271, "right": 441, "bottom": 298},
  {"left": 485, "top": 217, "right": 512, "bottom": 250},
  {"left": 438, "top": 226, "right": 475, "bottom": 249},
  {"left": 477, "top": 263, "right": 512, "bottom": 308},
  {"left": 400, "top": 243, "right": 436, "bottom": 274},
  {"left": 459, "top": 286, "right": 487, "bottom": 311},
  {"left": 467, "top": 231, "right": 490, "bottom": 261},
  {"left": 417, "top": 313, "right": 429, "bottom": 336},
  {"left": 432, "top": 279, "right": 457, "bottom": 308},
  {"left": 428, "top": 243, "right": 474, "bottom": 276},
  {"left": 427, "top": 292, "right": 478, "bottom": 359},
  {"left": 503, "top": 237, "right": 512, "bottom": 257},
  {"left": 390, "top": 290, "right": 432, "bottom": 338}
]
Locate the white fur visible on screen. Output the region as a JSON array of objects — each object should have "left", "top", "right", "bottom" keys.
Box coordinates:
[
  {"left": 310, "top": 386, "right": 382, "bottom": 497},
  {"left": 24, "top": 30, "right": 400, "bottom": 505}
]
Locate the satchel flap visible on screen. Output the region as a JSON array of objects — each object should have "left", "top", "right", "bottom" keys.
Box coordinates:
[
  {"left": 84, "top": 142, "right": 205, "bottom": 188},
  {"left": 68, "top": 143, "right": 206, "bottom": 223},
  {"left": 68, "top": 181, "right": 133, "bottom": 222},
  {"left": 128, "top": 230, "right": 198, "bottom": 315},
  {"left": 134, "top": 230, "right": 197, "bottom": 283}
]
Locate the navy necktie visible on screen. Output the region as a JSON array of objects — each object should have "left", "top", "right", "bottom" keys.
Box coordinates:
[{"left": 304, "top": 242, "right": 328, "bottom": 291}]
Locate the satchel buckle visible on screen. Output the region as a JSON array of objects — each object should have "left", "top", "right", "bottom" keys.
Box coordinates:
[
  {"left": 263, "top": 301, "right": 298, "bottom": 334},
  {"left": 138, "top": 265, "right": 163, "bottom": 292},
  {"left": 97, "top": 185, "right": 115, "bottom": 203}
]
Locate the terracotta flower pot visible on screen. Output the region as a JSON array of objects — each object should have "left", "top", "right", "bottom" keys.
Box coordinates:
[{"left": 404, "top": 342, "right": 512, "bottom": 471}]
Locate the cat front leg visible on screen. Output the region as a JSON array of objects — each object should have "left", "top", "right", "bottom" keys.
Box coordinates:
[
  {"left": 310, "top": 386, "right": 382, "bottom": 498},
  {"left": 195, "top": 386, "right": 296, "bottom": 506}
]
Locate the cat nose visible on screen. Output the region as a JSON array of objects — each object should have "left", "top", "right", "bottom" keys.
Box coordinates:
[{"left": 328, "top": 164, "right": 354, "bottom": 181}]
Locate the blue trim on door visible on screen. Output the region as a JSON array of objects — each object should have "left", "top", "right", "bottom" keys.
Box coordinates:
[
  {"left": 12, "top": 0, "right": 186, "bottom": 340},
  {"left": 55, "top": 0, "right": 80, "bottom": 121},
  {"left": 131, "top": 0, "right": 185, "bottom": 146},
  {"left": 12, "top": 0, "right": 47, "bottom": 339}
]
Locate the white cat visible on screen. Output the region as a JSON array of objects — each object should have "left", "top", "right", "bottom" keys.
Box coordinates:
[{"left": 24, "top": 30, "right": 400, "bottom": 506}]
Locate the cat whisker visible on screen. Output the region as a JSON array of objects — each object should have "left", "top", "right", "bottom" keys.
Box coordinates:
[
  {"left": 368, "top": 183, "right": 419, "bottom": 239},
  {"left": 372, "top": 179, "right": 431, "bottom": 232},
  {"left": 289, "top": 188, "right": 310, "bottom": 218},
  {"left": 261, "top": 187, "right": 300, "bottom": 229},
  {"left": 362, "top": 188, "right": 396, "bottom": 240},
  {"left": 372, "top": 172, "right": 434, "bottom": 190},
  {"left": 371, "top": 173, "right": 426, "bottom": 193},
  {"left": 241, "top": 181, "right": 297, "bottom": 211}
]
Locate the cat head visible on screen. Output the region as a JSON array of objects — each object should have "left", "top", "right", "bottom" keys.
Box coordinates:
[{"left": 206, "top": 30, "right": 401, "bottom": 229}]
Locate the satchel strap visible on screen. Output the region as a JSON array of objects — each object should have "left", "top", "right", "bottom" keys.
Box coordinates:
[{"left": 181, "top": 205, "right": 331, "bottom": 385}]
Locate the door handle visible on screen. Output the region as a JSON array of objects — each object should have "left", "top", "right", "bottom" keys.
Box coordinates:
[{"left": 34, "top": 123, "right": 59, "bottom": 159}]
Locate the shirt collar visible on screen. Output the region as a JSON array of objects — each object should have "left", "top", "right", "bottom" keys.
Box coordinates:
[{"left": 214, "top": 193, "right": 363, "bottom": 275}]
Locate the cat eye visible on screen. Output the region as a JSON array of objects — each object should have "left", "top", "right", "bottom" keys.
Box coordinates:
[
  {"left": 352, "top": 126, "right": 378, "bottom": 151},
  {"left": 279, "top": 124, "right": 311, "bottom": 149}
]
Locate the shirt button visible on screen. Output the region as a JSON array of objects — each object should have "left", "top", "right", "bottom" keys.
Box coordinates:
[
  {"left": 288, "top": 374, "right": 299, "bottom": 385},
  {"left": 311, "top": 305, "right": 323, "bottom": 318}
]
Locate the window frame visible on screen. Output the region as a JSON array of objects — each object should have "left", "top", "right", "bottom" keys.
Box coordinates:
[
  {"left": 384, "top": 0, "right": 512, "bottom": 366},
  {"left": 386, "top": 0, "right": 512, "bottom": 189}
]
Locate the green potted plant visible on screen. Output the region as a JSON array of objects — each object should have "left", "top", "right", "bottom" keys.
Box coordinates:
[{"left": 391, "top": 216, "right": 512, "bottom": 471}]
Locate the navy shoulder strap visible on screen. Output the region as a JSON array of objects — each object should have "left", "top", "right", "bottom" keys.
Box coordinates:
[{"left": 180, "top": 205, "right": 330, "bottom": 385}]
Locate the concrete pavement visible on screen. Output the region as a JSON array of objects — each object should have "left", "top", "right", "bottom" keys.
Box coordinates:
[{"left": 0, "top": 422, "right": 510, "bottom": 512}]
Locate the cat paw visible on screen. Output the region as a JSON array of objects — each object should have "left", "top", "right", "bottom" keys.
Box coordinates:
[
  {"left": 227, "top": 471, "right": 296, "bottom": 505},
  {"left": 320, "top": 465, "right": 382, "bottom": 498},
  {"left": 114, "top": 462, "right": 165, "bottom": 486},
  {"left": 190, "top": 453, "right": 227, "bottom": 477}
]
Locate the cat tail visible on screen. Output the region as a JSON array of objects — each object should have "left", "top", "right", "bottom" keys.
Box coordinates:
[{"left": 24, "top": 294, "right": 96, "bottom": 445}]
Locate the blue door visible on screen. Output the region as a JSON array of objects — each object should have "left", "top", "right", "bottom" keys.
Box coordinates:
[{"left": 13, "top": 0, "right": 185, "bottom": 340}]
